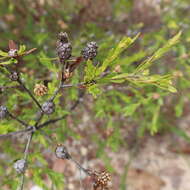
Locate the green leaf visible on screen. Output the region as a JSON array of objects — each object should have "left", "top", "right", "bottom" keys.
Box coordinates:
[
  {"left": 175, "top": 98, "right": 184, "bottom": 117},
  {"left": 38, "top": 52, "right": 58, "bottom": 72},
  {"left": 111, "top": 73, "right": 129, "bottom": 80},
  {"left": 0, "top": 50, "right": 8, "bottom": 57},
  {"left": 88, "top": 84, "right": 101, "bottom": 97},
  {"left": 171, "top": 127, "right": 190, "bottom": 143},
  {"left": 150, "top": 105, "right": 160, "bottom": 135},
  {"left": 135, "top": 31, "right": 182, "bottom": 73},
  {"left": 96, "top": 33, "right": 140, "bottom": 76},
  {"left": 0, "top": 59, "right": 12, "bottom": 65},
  {"left": 119, "top": 50, "right": 146, "bottom": 67},
  {"left": 84, "top": 60, "right": 97, "bottom": 82},
  {"left": 18, "top": 45, "right": 26, "bottom": 54},
  {"left": 0, "top": 123, "right": 15, "bottom": 134},
  {"left": 123, "top": 103, "right": 140, "bottom": 116},
  {"left": 111, "top": 73, "right": 177, "bottom": 93}
]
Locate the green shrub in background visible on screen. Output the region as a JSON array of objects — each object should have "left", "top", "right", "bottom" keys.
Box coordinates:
[{"left": 0, "top": 26, "right": 180, "bottom": 189}]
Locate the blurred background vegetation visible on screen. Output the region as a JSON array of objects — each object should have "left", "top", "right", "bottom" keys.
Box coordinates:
[{"left": 0, "top": 0, "right": 190, "bottom": 189}]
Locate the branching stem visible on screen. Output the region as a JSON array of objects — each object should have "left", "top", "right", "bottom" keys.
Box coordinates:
[{"left": 17, "top": 79, "right": 42, "bottom": 110}]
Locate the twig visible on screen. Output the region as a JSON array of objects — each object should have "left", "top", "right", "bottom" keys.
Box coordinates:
[
  {"left": 17, "top": 79, "right": 42, "bottom": 110},
  {"left": 49, "top": 83, "right": 62, "bottom": 102},
  {"left": 37, "top": 116, "right": 66, "bottom": 130},
  {"left": 19, "top": 132, "right": 33, "bottom": 190},
  {"left": 0, "top": 85, "right": 21, "bottom": 90},
  {"left": 8, "top": 112, "right": 28, "bottom": 127},
  {"left": 71, "top": 158, "right": 92, "bottom": 176},
  {"left": 24, "top": 133, "right": 33, "bottom": 160},
  {"left": 34, "top": 111, "right": 44, "bottom": 127},
  {"left": 49, "top": 78, "right": 67, "bottom": 102},
  {"left": 70, "top": 90, "right": 85, "bottom": 110},
  {"left": 0, "top": 128, "right": 32, "bottom": 139}
]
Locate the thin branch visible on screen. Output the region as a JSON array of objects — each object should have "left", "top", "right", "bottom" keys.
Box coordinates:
[
  {"left": 34, "top": 111, "right": 44, "bottom": 127},
  {"left": 19, "top": 132, "right": 33, "bottom": 190},
  {"left": 24, "top": 133, "right": 33, "bottom": 159},
  {"left": 49, "top": 83, "right": 62, "bottom": 102},
  {"left": 19, "top": 175, "right": 25, "bottom": 190},
  {"left": 0, "top": 85, "right": 21, "bottom": 90},
  {"left": 49, "top": 78, "right": 67, "bottom": 102},
  {"left": 17, "top": 79, "right": 42, "bottom": 110},
  {"left": 71, "top": 158, "right": 92, "bottom": 176},
  {"left": 61, "top": 84, "right": 76, "bottom": 88},
  {"left": 0, "top": 128, "right": 32, "bottom": 139},
  {"left": 8, "top": 112, "right": 28, "bottom": 127},
  {"left": 37, "top": 116, "right": 66, "bottom": 130}
]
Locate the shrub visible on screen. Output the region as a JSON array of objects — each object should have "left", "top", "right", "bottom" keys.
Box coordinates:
[{"left": 0, "top": 31, "right": 180, "bottom": 189}]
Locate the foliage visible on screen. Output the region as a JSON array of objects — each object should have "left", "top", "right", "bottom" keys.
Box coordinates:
[{"left": 0, "top": 0, "right": 189, "bottom": 189}]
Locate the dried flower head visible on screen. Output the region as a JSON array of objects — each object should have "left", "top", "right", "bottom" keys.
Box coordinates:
[
  {"left": 34, "top": 84, "right": 48, "bottom": 96},
  {"left": 92, "top": 171, "right": 111, "bottom": 190}
]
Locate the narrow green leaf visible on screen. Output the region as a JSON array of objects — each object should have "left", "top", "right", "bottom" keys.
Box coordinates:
[
  {"left": 0, "top": 59, "right": 12, "bottom": 65},
  {"left": 84, "top": 60, "right": 97, "bottom": 82},
  {"left": 171, "top": 127, "right": 190, "bottom": 143},
  {"left": 111, "top": 73, "right": 129, "bottom": 80},
  {"left": 150, "top": 105, "right": 160, "bottom": 135},
  {"left": 175, "top": 98, "right": 184, "bottom": 117},
  {"left": 123, "top": 103, "right": 140, "bottom": 116},
  {"left": 0, "top": 50, "right": 8, "bottom": 57},
  {"left": 96, "top": 33, "right": 140, "bottom": 76},
  {"left": 135, "top": 31, "right": 182, "bottom": 73},
  {"left": 18, "top": 45, "right": 26, "bottom": 54},
  {"left": 38, "top": 52, "right": 58, "bottom": 72}
]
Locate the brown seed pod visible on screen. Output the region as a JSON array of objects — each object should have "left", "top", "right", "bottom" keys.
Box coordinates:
[{"left": 34, "top": 84, "right": 48, "bottom": 96}]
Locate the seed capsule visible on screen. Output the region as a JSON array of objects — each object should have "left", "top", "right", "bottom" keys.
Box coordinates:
[
  {"left": 14, "top": 159, "right": 27, "bottom": 174},
  {"left": 0, "top": 106, "right": 8, "bottom": 119},
  {"left": 9, "top": 71, "right": 19, "bottom": 81},
  {"left": 55, "top": 144, "right": 71, "bottom": 159},
  {"left": 41, "top": 101, "right": 55, "bottom": 115},
  {"left": 81, "top": 41, "right": 98, "bottom": 60},
  {"left": 56, "top": 32, "right": 72, "bottom": 62}
]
